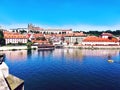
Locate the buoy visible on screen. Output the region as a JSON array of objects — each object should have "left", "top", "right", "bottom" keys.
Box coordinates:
[{"left": 108, "top": 60, "right": 114, "bottom": 63}]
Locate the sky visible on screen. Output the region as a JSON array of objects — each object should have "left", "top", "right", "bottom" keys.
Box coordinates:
[{"left": 0, "top": 0, "right": 120, "bottom": 31}]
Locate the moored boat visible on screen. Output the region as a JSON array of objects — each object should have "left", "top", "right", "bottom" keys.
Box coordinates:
[{"left": 38, "top": 44, "right": 55, "bottom": 51}]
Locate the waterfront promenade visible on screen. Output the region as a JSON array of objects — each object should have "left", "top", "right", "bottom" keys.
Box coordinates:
[
  {"left": 0, "top": 45, "right": 120, "bottom": 51},
  {"left": 64, "top": 45, "right": 120, "bottom": 49},
  {"left": 0, "top": 46, "right": 37, "bottom": 51}
]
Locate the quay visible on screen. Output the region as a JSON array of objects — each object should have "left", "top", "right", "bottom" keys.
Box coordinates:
[
  {"left": 0, "top": 46, "right": 38, "bottom": 51},
  {"left": 64, "top": 45, "right": 120, "bottom": 49},
  {"left": 0, "top": 45, "right": 120, "bottom": 51},
  {"left": 0, "top": 54, "right": 24, "bottom": 90}
]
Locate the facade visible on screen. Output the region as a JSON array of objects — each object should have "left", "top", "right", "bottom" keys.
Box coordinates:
[
  {"left": 29, "top": 33, "right": 50, "bottom": 44},
  {"left": 82, "top": 33, "right": 119, "bottom": 46},
  {"left": 3, "top": 31, "right": 28, "bottom": 45},
  {"left": 64, "top": 32, "right": 86, "bottom": 45},
  {"left": 28, "top": 24, "right": 73, "bottom": 34},
  {"left": 101, "top": 33, "right": 113, "bottom": 38}
]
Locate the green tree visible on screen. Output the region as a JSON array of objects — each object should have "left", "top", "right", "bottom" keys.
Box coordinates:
[
  {"left": 26, "top": 40, "right": 33, "bottom": 50},
  {"left": 0, "top": 30, "right": 5, "bottom": 46},
  {"left": 74, "top": 38, "right": 78, "bottom": 45},
  {"left": 20, "top": 30, "right": 27, "bottom": 34}
]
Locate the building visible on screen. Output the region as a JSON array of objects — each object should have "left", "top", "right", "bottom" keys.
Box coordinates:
[
  {"left": 3, "top": 31, "right": 28, "bottom": 45},
  {"left": 101, "top": 33, "right": 113, "bottom": 38},
  {"left": 64, "top": 32, "right": 86, "bottom": 45},
  {"left": 82, "top": 33, "right": 119, "bottom": 46},
  {"left": 28, "top": 24, "right": 73, "bottom": 34}
]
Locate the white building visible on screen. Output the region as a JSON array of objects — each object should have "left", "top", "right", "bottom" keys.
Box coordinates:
[
  {"left": 82, "top": 33, "right": 119, "bottom": 46},
  {"left": 64, "top": 32, "right": 86, "bottom": 45},
  {"left": 3, "top": 31, "right": 28, "bottom": 45},
  {"left": 28, "top": 24, "right": 73, "bottom": 34}
]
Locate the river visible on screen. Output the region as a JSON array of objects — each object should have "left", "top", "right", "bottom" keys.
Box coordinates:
[{"left": 1, "top": 49, "right": 120, "bottom": 90}]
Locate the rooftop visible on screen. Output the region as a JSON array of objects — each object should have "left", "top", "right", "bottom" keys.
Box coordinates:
[{"left": 83, "top": 35, "right": 118, "bottom": 42}]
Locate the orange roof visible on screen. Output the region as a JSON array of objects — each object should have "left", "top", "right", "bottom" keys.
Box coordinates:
[
  {"left": 4, "top": 34, "right": 28, "bottom": 39},
  {"left": 33, "top": 34, "right": 44, "bottom": 38},
  {"left": 83, "top": 36, "right": 119, "bottom": 42},
  {"left": 3, "top": 31, "right": 28, "bottom": 39}
]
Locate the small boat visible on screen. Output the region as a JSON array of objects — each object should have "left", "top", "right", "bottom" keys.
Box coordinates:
[
  {"left": 108, "top": 60, "right": 114, "bottom": 63},
  {"left": 55, "top": 45, "right": 64, "bottom": 48},
  {"left": 38, "top": 44, "right": 55, "bottom": 51}
]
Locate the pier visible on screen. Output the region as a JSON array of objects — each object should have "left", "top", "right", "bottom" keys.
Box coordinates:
[{"left": 0, "top": 54, "right": 24, "bottom": 90}]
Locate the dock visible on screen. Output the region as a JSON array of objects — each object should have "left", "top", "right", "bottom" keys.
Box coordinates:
[{"left": 0, "top": 60, "right": 24, "bottom": 90}]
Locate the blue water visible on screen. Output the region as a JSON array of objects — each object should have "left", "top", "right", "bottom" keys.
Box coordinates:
[{"left": 2, "top": 49, "right": 120, "bottom": 90}]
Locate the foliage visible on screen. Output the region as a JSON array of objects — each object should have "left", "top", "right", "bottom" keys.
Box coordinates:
[
  {"left": 6, "top": 43, "right": 15, "bottom": 46},
  {"left": 18, "top": 42, "right": 26, "bottom": 45},
  {"left": 74, "top": 41, "right": 78, "bottom": 45},
  {"left": 20, "top": 30, "right": 27, "bottom": 34},
  {"left": 26, "top": 40, "right": 33, "bottom": 49},
  {"left": 82, "top": 30, "right": 120, "bottom": 36},
  {"left": 0, "top": 30, "right": 5, "bottom": 46},
  {"left": 30, "top": 30, "right": 40, "bottom": 33}
]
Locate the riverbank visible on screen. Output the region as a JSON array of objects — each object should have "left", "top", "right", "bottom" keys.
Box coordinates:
[
  {"left": 64, "top": 45, "right": 120, "bottom": 49},
  {"left": 0, "top": 45, "right": 120, "bottom": 51},
  {"left": 0, "top": 46, "right": 38, "bottom": 51}
]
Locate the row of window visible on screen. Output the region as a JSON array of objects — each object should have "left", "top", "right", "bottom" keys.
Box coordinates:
[{"left": 6, "top": 39, "right": 27, "bottom": 44}]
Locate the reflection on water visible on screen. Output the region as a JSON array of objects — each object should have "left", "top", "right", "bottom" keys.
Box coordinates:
[
  {"left": 2, "top": 49, "right": 120, "bottom": 90},
  {"left": 0, "top": 49, "right": 119, "bottom": 62},
  {"left": 53, "top": 49, "right": 119, "bottom": 61},
  {"left": 38, "top": 50, "right": 53, "bottom": 58},
  {"left": 0, "top": 50, "right": 27, "bottom": 61}
]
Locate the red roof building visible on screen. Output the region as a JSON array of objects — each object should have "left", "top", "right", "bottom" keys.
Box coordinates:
[
  {"left": 82, "top": 34, "right": 119, "bottom": 46},
  {"left": 3, "top": 31, "right": 28, "bottom": 45}
]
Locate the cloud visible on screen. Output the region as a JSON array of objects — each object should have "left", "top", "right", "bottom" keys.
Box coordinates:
[{"left": 1, "top": 23, "right": 120, "bottom": 31}]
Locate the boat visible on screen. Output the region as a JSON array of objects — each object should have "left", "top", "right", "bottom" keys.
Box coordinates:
[
  {"left": 38, "top": 44, "right": 55, "bottom": 51},
  {"left": 108, "top": 60, "right": 114, "bottom": 63},
  {"left": 55, "top": 44, "right": 64, "bottom": 48}
]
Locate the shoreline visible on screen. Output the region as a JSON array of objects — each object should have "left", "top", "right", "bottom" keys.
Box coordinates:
[
  {"left": 0, "top": 46, "right": 38, "bottom": 51},
  {"left": 0, "top": 45, "right": 120, "bottom": 51},
  {"left": 64, "top": 45, "right": 120, "bottom": 49}
]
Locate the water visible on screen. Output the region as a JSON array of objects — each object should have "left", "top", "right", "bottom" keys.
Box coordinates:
[{"left": 1, "top": 49, "right": 120, "bottom": 90}]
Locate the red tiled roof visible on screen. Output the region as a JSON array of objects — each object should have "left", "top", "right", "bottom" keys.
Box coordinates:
[
  {"left": 4, "top": 31, "right": 28, "bottom": 39},
  {"left": 83, "top": 36, "right": 118, "bottom": 42},
  {"left": 33, "top": 34, "right": 44, "bottom": 38}
]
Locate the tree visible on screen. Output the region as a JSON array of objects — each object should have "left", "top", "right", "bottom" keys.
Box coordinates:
[
  {"left": 74, "top": 38, "right": 78, "bottom": 45},
  {"left": 20, "top": 30, "right": 27, "bottom": 34},
  {"left": 26, "top": 40, "right": 33, "bottom": 50},
  {"left": 0, "top": 30, "right": 5, "bottom": 46}
]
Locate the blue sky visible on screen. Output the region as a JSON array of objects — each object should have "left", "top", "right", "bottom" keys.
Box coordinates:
[{"left": 0, "top": 0, "right": 120, "bottom": 30}]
